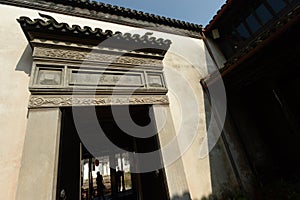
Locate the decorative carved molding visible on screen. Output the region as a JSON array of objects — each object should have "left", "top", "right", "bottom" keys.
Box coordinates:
[
  {"left": 34, "top": 47, "right": 163, "bottom": 66},
  {"left": 29, "top": 95, "right": 169, "bottom": 108}
]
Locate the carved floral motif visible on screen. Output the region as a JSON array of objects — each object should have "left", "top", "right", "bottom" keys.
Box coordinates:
[
  {"left": 34, "top": 47, "right": 163, "bottom": 66},
  {"left": 29, "top": 95, "right": 169, "bottom": 108}
]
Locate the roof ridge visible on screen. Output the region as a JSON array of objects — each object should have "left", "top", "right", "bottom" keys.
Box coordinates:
[{"left": 43, "top": 0, "right": 202, "bottom": 31}]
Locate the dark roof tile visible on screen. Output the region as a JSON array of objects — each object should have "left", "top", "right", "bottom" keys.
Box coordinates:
[
  {"left": 43, "top": 0, "right": 202, "bottom": 31},
  {"left": 17, "top": 15, "right": 172, "bottom": 55}
]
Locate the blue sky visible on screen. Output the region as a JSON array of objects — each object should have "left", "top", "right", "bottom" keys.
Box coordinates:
[{"left": 97, "top": 0, "right": 226, "bottom": 26}]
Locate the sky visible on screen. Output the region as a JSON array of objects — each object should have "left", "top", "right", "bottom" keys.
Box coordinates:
[{"left": 97, "top": 0, "right": 226, "bottom": 26}]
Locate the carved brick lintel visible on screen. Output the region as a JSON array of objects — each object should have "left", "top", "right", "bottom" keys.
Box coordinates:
[
  {"left": 33, "top": 47, "right": 163, "bottom": 67},
  {"left": 29, "top": 95, "right": 169, "bottom": 108}
]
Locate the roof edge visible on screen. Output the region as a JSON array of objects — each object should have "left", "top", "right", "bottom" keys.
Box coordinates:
[
  {"left": 45, "top": 0, "right": 202, "bottom": 31},
  {"left": 0, "top": 0, "right": 203, "bottom": 39},
  {"left": 205, "top": 0, "right": 232, "bottom": 32},
  {"left": 17, "top": 14, "right": 172, "bottom": 57}
]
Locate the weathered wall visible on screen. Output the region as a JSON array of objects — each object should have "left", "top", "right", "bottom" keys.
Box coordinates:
[
  {"left": 0, "top": 5, "right": 32, "bottom": 200},
  {"left": 205, "top": 38, "right": 226, "bottom": 71},
  {"left": 202, "top": 38, "right": 256, "bottom": 197},
  {"left": 163, "top": 42, "right": 213, "bottom": 199},
  {"left": 16, "top": 108, "right": 61, "bottom": 200},
  {"left": 0, "top": 3, "right": 237, "bottom": 200},
  {"left": 163, "top": 37, "right": 239, "bottom": 199}
]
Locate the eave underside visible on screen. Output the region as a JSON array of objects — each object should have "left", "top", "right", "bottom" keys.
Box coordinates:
[
  {"left": 203, "top": 5, "right": 300, "bottom": 90},
  {"left": 223, "top": 15, "right": 300, "bottom": 92}
]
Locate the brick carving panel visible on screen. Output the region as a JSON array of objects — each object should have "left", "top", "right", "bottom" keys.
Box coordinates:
[
  {"left": 29, "top": 95, "right": 169, "bottom": 108},
  {"left": 29, "top": 46, "right": 168, "bottom": 107},
  {"left": 34, "top": 47, "right": 163, "bottom": 67}
]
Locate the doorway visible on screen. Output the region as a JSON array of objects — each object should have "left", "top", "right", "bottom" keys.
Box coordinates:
[{"left": 56, "top": 105, "right": 169, "bottom": 200}]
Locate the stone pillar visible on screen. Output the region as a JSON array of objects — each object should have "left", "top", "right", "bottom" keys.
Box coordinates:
[
  {"left": 153, "top": 105, "right": 191, "bottom": 199},
  {"left": 16, "top": 108, "right": 61, "bottom": 200}
]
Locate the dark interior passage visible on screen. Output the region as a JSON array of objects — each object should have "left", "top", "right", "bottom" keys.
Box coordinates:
[{"left": 56, "top": 105, "right": 169, "bottom": 200}]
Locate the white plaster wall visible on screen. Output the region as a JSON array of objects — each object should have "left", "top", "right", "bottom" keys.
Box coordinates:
[
  {"left": 162, "top": 35, "right": 236, "bottom": 199},
  {"left": 153, "top": 105, "right": 191, "bottom": 199},
  {"left": 163, "top": 38, "right": 213, "bottom": 199},
  {"left": 0, "top": 5, "right": 32, "bottom": 200},
  {"left": 0, "top": 3, "right": 232, "bottom": 199},
  {"left": 16, "top": 108, "right": 61, "bottom": 200}
]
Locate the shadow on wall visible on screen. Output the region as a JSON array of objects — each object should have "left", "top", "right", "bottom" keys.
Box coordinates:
[
  {"left": 170, "top": 191, "right": 248, "bottom": 200},
  {"left": 202, "top": 46, "right": 244, "bottom": 199},
  {"left": 15, "top": 44, "right": 33, "bottom": 75},
  {"left": 200, "top": 192, "right": 248, "bottom": 200},
  {"left": 203, "top": 38, "right": 224, "bottom": 74},
  {"left": 171, "top": 192, "right": 191, "bottom": 200}
]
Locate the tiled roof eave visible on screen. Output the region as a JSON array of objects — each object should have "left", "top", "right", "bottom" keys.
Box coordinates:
[
  {"left": 202, "top": 4, "right": 300, "bottom": 87},
  {"left": 222, "top": 4, "right": 300, "bottom": 70},
  {"left": 0, "top": 0, "right": 203, "bottom": 38},
  {"left": 47, "top": 0, "right": 202, "bottom": 31},
  {"left": 17, "top": 15, "right": 172, "bottom": 56},
  {"left": 204, "top": 0, "right": 235, "bottom": 32}
]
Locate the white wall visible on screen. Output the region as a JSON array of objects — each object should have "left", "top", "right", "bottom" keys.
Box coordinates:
[
  {"left": 0, "top": 5, "right": 32, "bottom": 200},
  {"left": 163, "top": 39, "right": 213, "bottom": 199}
]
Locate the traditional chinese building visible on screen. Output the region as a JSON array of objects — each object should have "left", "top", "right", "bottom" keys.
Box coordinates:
[{"left": 0, "top": 0, "right": 299, "bottom": 199}]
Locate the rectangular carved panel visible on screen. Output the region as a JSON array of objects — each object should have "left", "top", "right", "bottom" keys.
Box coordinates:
[
  {"left": 35, "top": 67, "right": 63, "bottom": 86},
  {"left": 31, "top": 63, "right": 167, "bottom": 95},
  {"left": 69, "top": 70, "right": 144, "bottom": 87},
  {"left": 147, "top": 73, "right": 164, "bottom": 88}
]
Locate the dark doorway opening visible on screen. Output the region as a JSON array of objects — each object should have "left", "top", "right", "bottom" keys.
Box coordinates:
[{"left": 56, "top": 105, "right": 169, "bottom": 200}]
